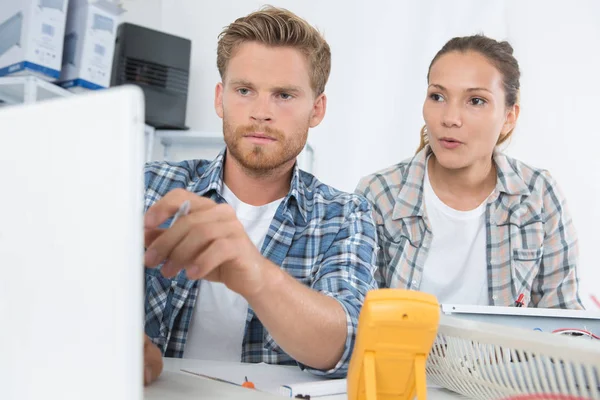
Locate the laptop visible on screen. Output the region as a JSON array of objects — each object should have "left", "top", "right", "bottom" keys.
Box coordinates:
[
  {"left": 0, "top": 86, "right": 145, "bottom": 400},
  {"left": 441, "top": 304, "right": 600, "bottom": 334}
]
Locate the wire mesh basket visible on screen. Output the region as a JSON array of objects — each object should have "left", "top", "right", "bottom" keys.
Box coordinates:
[{"left": 426, "top": 315, "right": 600, "bottom": 399}]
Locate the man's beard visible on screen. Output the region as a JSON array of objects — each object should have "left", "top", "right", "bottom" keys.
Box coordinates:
[{"left": 223, "top": 117, "right": 308, "bottom": 175}]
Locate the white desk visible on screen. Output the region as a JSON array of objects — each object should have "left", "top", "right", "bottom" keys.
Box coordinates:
[{"left": 144, "top": 358, "right": 467, "bottom": 400}]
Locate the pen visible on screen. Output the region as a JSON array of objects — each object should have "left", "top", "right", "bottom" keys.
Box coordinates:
[
  {"left": 169, "top": 200, "right": 191, "bottom": 228},
  {"left": 242, "top": 376, "right": 255, "bottom": 389},
  {"left": 180, "top": 370, "right": 255, "bottom": 389},
  {"left": 180, "top": 369, "right": 239, "bottom": 386},
  {"left": 515, "top": 293, "right": 524, "bottom": 308},
  {"left": 147, "top": 201, "right": 189, "bottom": 273}
]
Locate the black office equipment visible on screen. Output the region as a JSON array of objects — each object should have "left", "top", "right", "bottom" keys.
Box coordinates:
[{"left": 111, "top": 22, "right": 191, "bottom": 129}]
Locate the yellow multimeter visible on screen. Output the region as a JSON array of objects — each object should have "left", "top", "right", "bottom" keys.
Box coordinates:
[{"left": 347, "top": 289, "right": 440, "bottom": 400}]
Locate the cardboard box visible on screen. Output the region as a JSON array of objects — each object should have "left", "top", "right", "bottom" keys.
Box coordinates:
[
  {"left": 58, "top": 0, "right": 124, "bottom": 92},
  {"left": 0, "top": 0, "right": 69, "bottom": 81}
]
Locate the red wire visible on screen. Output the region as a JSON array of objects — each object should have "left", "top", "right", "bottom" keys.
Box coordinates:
[
  {"left": 552, "top": 328, "right": 600, "bottom": 340},
  {"left": 591, "top": 295, "right": 600, "bottom": 309},
  {"left": 506, "top": 396, "right": 589, "bottom": 399}
]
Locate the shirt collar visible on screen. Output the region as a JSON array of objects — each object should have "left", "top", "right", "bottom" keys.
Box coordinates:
[
  {"left": 392, "top": 145, "right": 531, "bottom": 220},
  {"left": 493, "top": 150, "right": 531, "bottom": 196},
  {"left": 392, "top": 146, "right": 429, "bottom": 220},
  {"left": 188, "top": 148, "right": 308, "bottom": 223},
  {"left": 187, "top": 148, "right": 226, "bottom": 197}
]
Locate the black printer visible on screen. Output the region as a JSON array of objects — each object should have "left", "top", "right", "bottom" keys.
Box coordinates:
[{"left": 110, "top": 23, "right": 191, "bottom": 130}]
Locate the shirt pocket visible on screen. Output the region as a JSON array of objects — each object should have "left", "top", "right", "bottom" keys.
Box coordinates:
[
  {"left": 380, "top": 216, "right": 425, "bottom": 247},
  {"left": 511, "top": 247, "right": 543, "bottom": 305}
]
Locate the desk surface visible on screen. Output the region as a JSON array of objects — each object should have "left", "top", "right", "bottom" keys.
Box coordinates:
[{"left": 144, "top": 358, "right": 466, "bottom": 400}]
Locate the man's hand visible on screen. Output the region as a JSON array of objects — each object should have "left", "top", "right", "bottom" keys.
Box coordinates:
[
  {"left": 143, "top": 189, "right": 353, "bottom": 372},
  {"left": 143, "top": 189, "right": 269, "bottom": 298},
  {"left": 144, "top": 335, "right": 163, "bottom": 386}
]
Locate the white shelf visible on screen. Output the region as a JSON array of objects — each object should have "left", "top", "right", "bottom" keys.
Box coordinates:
[
  {"left": 0, "top": 76, "right": 71, "bottom": 105},
  {"left": 153, "top": 129, "right": 316, "bottom": 173},
  {"left": 156, "top": 130, "right": 225, "bottom": 147},
  {"left": 0, "top": 76, "right": 157, "bottom": 163},
  {"left": 156, "top": 129, "right": 315, "bottom": 152},
  {"left": 0, "top": 77, "right": 315, "bottom": 169}
]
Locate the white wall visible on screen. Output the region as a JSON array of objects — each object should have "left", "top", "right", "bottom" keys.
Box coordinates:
[
  {"left": 126, "top": 0, "right": 600, "bottom": 308},
  {"left": 503, "top": 0, "right": 600, "bottom": 311},
  {"left": 120, "top": 0, "right": 163, "bottom": 29},
  {"left": 156, "top": 0, "right": 512, "bottom": 188}
]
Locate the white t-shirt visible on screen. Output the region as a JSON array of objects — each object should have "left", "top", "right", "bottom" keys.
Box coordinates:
[
  {"left": 419, "top": 159, "right": 490, "bottom": 305},
  {"left": 183, "top": 184, "right": 283, "bottom": 360}
]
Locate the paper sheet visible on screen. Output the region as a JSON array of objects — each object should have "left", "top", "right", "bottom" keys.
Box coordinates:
[{"left": 180, "top": 360, "right": 342, "bottom": 396}]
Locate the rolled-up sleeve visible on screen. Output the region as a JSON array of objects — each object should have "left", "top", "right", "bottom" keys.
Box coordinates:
[{"left": 300, "top": 196, "right": 378, "bottom": 378}]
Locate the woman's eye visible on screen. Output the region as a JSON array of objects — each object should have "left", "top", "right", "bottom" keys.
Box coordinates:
[{"left": 430, "top": 93, "right": 444, "bottom": 102}]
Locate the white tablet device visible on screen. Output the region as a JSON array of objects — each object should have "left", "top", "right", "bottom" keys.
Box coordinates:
[{"left": 0, "top": 85, "right": 145, "bottom": 400}]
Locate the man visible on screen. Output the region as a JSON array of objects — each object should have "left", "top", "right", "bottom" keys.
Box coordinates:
[{"left": 143, "top": 6, "right": 377, "bottom": 384}]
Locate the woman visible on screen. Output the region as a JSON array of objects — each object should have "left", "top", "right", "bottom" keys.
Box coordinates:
[{"left": 356, "top": 34, "right": 583, "bottom": 309}]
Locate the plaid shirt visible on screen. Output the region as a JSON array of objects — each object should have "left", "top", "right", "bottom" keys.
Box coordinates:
[
  {"left": 355, "top": 146, "right": 583, "bottom": 309},
  {"left": 144, "top": 150, "right": 378, "bottom": 378}
]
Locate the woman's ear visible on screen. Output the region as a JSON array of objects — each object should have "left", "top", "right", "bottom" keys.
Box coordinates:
[{"left": 502, "top": 103, "right": 520, "bottom": 136}]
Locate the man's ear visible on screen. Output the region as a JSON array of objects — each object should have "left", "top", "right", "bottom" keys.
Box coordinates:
[
  {"left": 215, "top": 82, "right": 224, "bottom": 119},
  {"left": 309, "top": 93, "right": 327, "bottom": 128}
]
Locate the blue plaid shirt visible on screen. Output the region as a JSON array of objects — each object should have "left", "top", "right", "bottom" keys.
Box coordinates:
[{"left": 144, "top": 150, "right": 378, "bottom": 377}]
